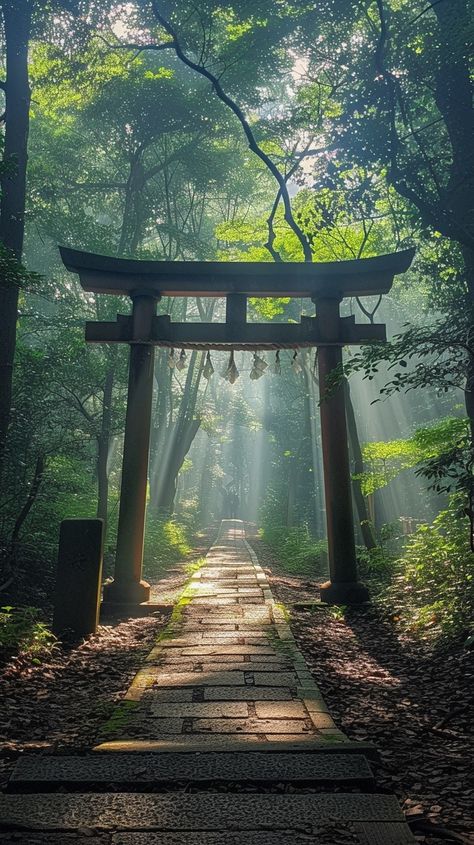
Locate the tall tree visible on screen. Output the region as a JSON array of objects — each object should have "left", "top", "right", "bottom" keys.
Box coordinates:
[{"left": 0, "top": 0, "right": 32, "bottom": 477}]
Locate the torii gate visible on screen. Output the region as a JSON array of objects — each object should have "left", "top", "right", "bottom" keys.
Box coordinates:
[{"left": 60, "top": 246, "right": 414, "bottom": 609}]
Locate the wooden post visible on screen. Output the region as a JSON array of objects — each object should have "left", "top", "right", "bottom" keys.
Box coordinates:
[
  {"left": 315, "top": 296, "right": 369, "bottom": 604},
  {"left": 103, "top": 291, "right": 159, "bottom": 608},
  {"left": 53, "top": 519, "right": 104, "bottom": 637},
  {"left": 226, "top": 294, "right": 247, "bottom": 342}
]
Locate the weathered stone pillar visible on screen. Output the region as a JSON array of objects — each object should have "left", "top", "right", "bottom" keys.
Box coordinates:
[
  {"left": 315, "top": 296, "right": 369, "bottom": 604},
  {"left": 53, "top": 518, "right": 104, "bottom": 637},
  {"left": 103, "top": 290, "right": 159, "bottom": 607}
]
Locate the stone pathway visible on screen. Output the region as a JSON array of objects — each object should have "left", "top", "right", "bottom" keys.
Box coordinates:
[
  {"left": 96, "top": 519, "right": 347, "bottom": 751},
  {"left": 0, "top": 520, "right": 416, "bottom": 844}
]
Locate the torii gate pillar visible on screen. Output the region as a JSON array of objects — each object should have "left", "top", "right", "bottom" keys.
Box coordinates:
[
  {"left": 315, "top": 297, "right": 369, "bottom": 604},
  {"left": 102, "top": 290, "right": 159, "bottom": 607}
]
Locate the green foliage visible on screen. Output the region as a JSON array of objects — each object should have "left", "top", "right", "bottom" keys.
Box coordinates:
[
  {"left": 356, "top": 545, "right": 394, "bottom": 582},
  {"left": 260, "top": 522, "right": 328, "bottom": 577},
  {"left": 142, "top": 516, "right": 192, "bottom": 580},
  {"left": 249, "top": 297, "right": 291, "bottom": 320},
  {"left": 0, "top": 606, "right": 57, "bottom": 661},
  {"left": 359, "top": 417, "right": 469, "bottom": 496},
  {"left": 184, "top": 557, "right": 206, "bottom": 576},
  {"left": 0, "top": 245, "right": 42, "bottom": 290},
  {"left": 389, "top": 497, "right": 474, "bottom": 639}
]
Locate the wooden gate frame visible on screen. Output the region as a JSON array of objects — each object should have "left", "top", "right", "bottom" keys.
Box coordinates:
[{"left": 60, "top": 246, "right": 414, "bottom": 607}]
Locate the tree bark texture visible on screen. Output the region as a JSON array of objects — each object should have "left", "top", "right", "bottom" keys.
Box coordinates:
[{"left": 0, "top": 0, "right": 32, "bottom": 480}]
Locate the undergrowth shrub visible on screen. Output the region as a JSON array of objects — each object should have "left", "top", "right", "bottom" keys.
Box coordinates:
[
  {"left": 356, "top": 544, "right": 394, "bottom": 583},
  {"left": 389, "top": 496, "right": 473, "bottom": 639},
  {"left": 0, "top": 605, "right": 57, "bottom": 661},
  {"left": 260, "top": 523, "right": 328, "bottom": 577},
  {"left": 142, "top": 515, "right": 191, "bottom": 580}
]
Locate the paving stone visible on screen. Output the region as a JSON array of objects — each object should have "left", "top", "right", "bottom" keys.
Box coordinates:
[
  {"left": 243, "top": 637, "right": 277, "bottom": 645},
  {"left": 248, "top": 654, "right": 291, "bottom": 662},
  {"left": 204, "top": 686, "right": 293, "bottom": 701},
  {"left": 355, "top": 822, "right": 417, "bottom": 844},
  {"left": 120, "top": 828, "right": 414, "bottom": 845},
  {"left": 200, "top": 662, "right": 292, "bottom": 673},
  {"left": 200, "top": 630, "right": 259, "bottom": 639},
  {"left": 189, "top": 654, "right": 245, "bottom": 663},
  {"left": 95, "top": 736, "right": 368, "bottom": 753},
  {"left": 192, "top": 598, "right": 238, "bottom": 605},
  {"left": 158, "top": 637, "right": 203, "bottom": 646},
  {"left": 181, "top": 645, "right": 277, "bottom": 656},
  {"left": 297, "top": 686, "right": 323, "bottom": 699},
  {"left": 189, "top": 611, "right": 243, "bottom": 621},
  {"left": 142, "top": 689, "right": 193, "bottom": 703},
  {"left": 262, "top": 734, "right": 336, "bottom": 744},
  {"left": 194, "top": 662, "right": 251, "bottom": 673},
  {"left": 156, "top": 671, "right": 246, "bottom": 687},
  {"left": 107, "top": 824, "right": 417, "bottom": 844},
  {"left": 190, "top": 718, "right": 312, "bottom": 734},
  {"left": 319, "top": 729, "right": 348, "bottom": 741},
  {"left": 0, "top": 837, "right": 106, "bottom": 845},
  {"left": 303, "top": 697, "right": 329, "bottom": 713},
  {"left": 125, "top": 717, "right": 184, "bottom": 735},
  {"left": 254, "top": 701, "right": 307, "bottom": 719},
  {"left": 149, "top": 702, "right": 248, "bottom": 718},
  {"left": 156, "top": 662, "right": 197, "bottom": 672},
  {"left": 241, "top": 608, "right": 271, "bottom": 617},
  {"left": 296, "top": 670, "right": 316, "bottom": 684},
  {"left": 252, "top": 672, "right": 297, "bottom": 686},
  {"left": 308, "top": 712, "right": 337, "bottom": 729},
  {"left": 94, "top": 736, "right": 263, "bottom": 752},
  {"left": 11, "top": 752, "right": 374, "bottom": 788},
  {"left": 0, "top": 793, "right": 405, "bottom": 830},
  {"left": 181, "top": 618, "right": 237, "bottom": 634},
  {"left": 111, "top": 834, "right": 345, "bottom": 845},
  {"left": 191, "top": 637, "right": 244, "bottom": 645}
]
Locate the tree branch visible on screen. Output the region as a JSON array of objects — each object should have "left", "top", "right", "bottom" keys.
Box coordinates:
[
  {"left": 264, "top": 143, "right": 323, "bottom": 262},
  {"left": 150, "top": 2, "right": 313, "bottom": 262},
  {"left": 95, "top": 34, "right": 175, "bottom": 54}
]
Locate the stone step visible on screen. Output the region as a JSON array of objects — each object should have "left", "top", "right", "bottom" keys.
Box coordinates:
[
  {"left": 9, "top": 751, "right": 374, "bottom": 790},
  {"left": 0, "top": 793, "right": 415, "bottom": 842},
  {"left": 93, "top": 737, "right": 377, "bottom": 754},
  {"left": 0, "top": 824, "right": 417, "bottom": 844}
]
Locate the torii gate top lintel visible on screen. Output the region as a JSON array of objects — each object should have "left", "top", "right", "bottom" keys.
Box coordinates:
[{"left": 60, "top": 245, "right": 415, "bottom": 299}]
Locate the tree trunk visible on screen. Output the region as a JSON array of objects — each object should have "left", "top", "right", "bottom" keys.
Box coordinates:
[
  {"left": 1, "top": 453, "right": 44, "bottom": 590},
  {"left": 118, "top": 152, "right": 146, "bottom": 256},
  {"left": 0, "top": 0, "right": 32, "bottom": 482},
  {"left": 96, "top": 349, "right": 116, "bottom": 528},
  {"left": 153, "top": 417, "right": 201, "bottom": 514},
  {"left": 344, "top": 378, "right": 378, "bottom": 550},
  {"left": 150, "top": 351, "right": 204, "bottom": 514}
]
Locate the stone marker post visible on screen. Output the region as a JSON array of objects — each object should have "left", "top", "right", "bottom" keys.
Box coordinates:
[
  {"left": 315, "top": 296, "right": 369, "bottom": 604},
  {"left": 53, "top": 518, "right": 104, "bottom": 637},
  {"left": 102, "top": 290, "right": 159, "bottom": 608}
]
